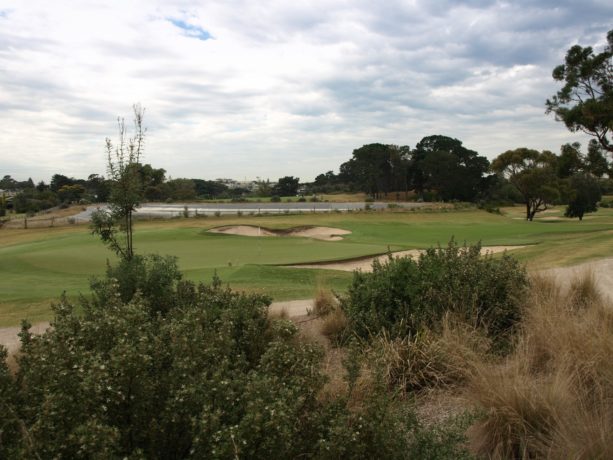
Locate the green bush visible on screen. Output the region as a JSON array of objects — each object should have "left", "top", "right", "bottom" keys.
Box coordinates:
[
  {"left": 270, "top": 195, "right": 281, "bottom": 202},
  {"left": 341, "top": 240, "right": 527, "bottom": 348},
  {"left": 1, "top": 255, "right": 475, "bottom": 459}
]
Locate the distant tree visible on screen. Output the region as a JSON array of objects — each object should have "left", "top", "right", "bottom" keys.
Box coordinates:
[
  {"left": 273, "top": 176, "right": 300, "bottom": 196},
  {"left": 91, "top": 104, "right": 146, "bottom": 261},
  {"left": 413, "top": 135, "right": 489, "bottom": 201},
  {"left": 50, "top": 174, "right": 74, "bottom": 192},
  {"left": 339, "top": 143, "right": 407, "bottom": 198},
  {"left": 564, "top": 173, "right": 602, "bottom": 221},
  {"left": 546, "top": 29, "right": 613, "bottom": 152},
  {"left": 491, "top": 148, "right": 560, "bottom": 220},
  {"left": 255, "top": 179, "right": 273, "bottom": 197},
  {"left": 0, "top": 175, "right": 17, "bottom": 190},
  {"left": 165, "top": 178, "right": 197, "bottom": 201},
  {"left": 557, "top": 142, "right": 585, "bottom": 178},
  {"left": 585, "top": 139, "right": 610, "bottom": 177},
  {"left": 58, "top": 184, "right": 86, "bottom": 203},
  {"left": 192, "top": 179, "right": 228, "bottom": 198},
  {"left": 86, "top": 174, "right": 111, "bottom": 202}
]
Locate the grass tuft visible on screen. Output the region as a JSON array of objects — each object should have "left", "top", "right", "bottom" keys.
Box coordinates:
[{"left": 467, "top": 271, "right": 613, "bottom": 459}]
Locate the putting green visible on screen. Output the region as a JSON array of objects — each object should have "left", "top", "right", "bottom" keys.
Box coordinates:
[{"left": 1, "top": 207, "right": 613, "bottom": 326}]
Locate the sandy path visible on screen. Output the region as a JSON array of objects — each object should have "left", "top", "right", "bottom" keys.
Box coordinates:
[{"left": 289, "top": 246, "right": 527, "bottom": 272}]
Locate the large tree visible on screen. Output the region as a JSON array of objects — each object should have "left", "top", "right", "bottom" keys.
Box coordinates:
[
  {"left": 339, "top": 143, "right": 408, "bottom": 198},
  {"left": 412, "top": 135, "right": 489, "bottom": 201},
  {"left": 91, "top": 104, "right": 146, "bottom": 261},
  {"left": 546, "top": 29, "right": 613, "bottom": 152},
  {"left": 491, "top": 148, "right": 560, "bottom": 221}
]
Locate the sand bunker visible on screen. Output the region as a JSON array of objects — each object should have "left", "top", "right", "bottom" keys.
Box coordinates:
[
  {"left": 208, "top": 225, "right": 352, "bottom": 241},
  {"left": 289, "top": 246, "right": 527, "bottom": 272}
]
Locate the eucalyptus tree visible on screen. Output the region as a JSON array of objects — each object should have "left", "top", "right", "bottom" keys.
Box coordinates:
[{"left": 546, "top": 29, "right": 613, "bottom": 152}]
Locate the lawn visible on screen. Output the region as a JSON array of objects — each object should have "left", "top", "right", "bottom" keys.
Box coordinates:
[{"left": 1, "top": 206, "right": 612, "bottom": 326}]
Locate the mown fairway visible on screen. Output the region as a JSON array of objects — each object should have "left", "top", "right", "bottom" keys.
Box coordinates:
[{"left": 1, "top": 206, "right": 613, "bottom": 326}]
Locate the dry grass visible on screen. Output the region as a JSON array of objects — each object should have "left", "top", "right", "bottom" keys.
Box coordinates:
[
  {"left": 268, "top": 306, "right": 288, "bottom": 320},
  {"left": 467, "top": 271, "right": 613, "bottom": 459},
  {"left": 313, "top": 287, "right": 338, "bottom": 317},
  {"left": 366, "top": 317, "right": 491, "bottom": 394},
  {"left": 319, "top": 307, "right": 348, "bottom": 343}
]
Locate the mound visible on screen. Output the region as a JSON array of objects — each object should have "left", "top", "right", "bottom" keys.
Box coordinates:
[{"left": 208, "top": 225, "right": 351, "bottom": 241}]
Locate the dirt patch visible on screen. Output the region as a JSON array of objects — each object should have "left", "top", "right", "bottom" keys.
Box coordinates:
[
  {"left": 208, "top": 225, "right": 351, "bottom": 241},
  {"left": 288, "top": 246, "right": 527, "bottom": 272},
  {"left": 0, "top": 321, "right": 50, "bottom": 354}
]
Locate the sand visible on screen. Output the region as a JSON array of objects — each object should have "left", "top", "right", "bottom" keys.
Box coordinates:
[
  {"left": 289, "top": 246, "right": 527, "bottom": 272},
  {"left": 208, "top": 225, "right": 352, "bottom": 241}
]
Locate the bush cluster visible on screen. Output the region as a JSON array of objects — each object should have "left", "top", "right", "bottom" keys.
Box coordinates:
[
  {"left": 0, "top": 255, "right": 472, "bottom": 459},
  {"left": 341, "top": 240, "right": 527, "bottom": 348}
]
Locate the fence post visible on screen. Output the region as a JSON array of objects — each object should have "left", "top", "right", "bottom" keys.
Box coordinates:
[{"left": 24, "top": 217, "right": 27, "bottom": 229}]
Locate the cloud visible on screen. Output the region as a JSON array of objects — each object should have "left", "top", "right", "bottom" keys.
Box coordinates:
[{"left": 0, "top": 0, "right": 611, "bottom": 182}]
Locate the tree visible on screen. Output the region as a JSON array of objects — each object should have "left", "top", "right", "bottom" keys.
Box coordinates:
[
  {"left": 413, "top": 135, "right": 489, "bottom": 201},
  {"left": 91, "top": 105, "right": 146, "bottom": 261},
  {"left": 0, "top": 175, "right": 17, "bottom": 190},
  {"left": 50, "top": 174, "right": 74, "bottom": 192},
  {"left": 585, "top": 139, "right": 610, "bottom": 177},
  {"left": 564, "top": 173, "right": 602, "bottom": 220},
  {"left": 556, "top": 142, "right": 584, "bottom": 178},
  {"left": 546, "top": 29, "right": 613, "bottom": 152},
  {"left": 339, "top": 144, "right": 408, "bottom": 198},
  {"left": 273, "top": 176, "right": 300, "bottom": 196},
  {"left": 491, "top": 148, "right": 560, "bottom": 220}
]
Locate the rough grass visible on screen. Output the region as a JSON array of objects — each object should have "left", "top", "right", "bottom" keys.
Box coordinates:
[{"left": 467, "top": 272, "right": 613, "bottom": 459}]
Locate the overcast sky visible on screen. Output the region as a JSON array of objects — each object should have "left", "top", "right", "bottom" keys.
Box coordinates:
[{"left": 1, "top": 1, "right": 611, "bottom": 183}]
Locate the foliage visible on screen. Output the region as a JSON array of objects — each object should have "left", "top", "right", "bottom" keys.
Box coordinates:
[
  {"left": 491, "top": 148, "right": 560, "bottom": 220},
  {"left": 1, "top": 256, "right": 471, "bottom": 459},
  {"left": 413, "top": 135, "right": 490, "bottom": 202},
  {"left": 273, "top": 176, "right": 300, "bottom": 196},
  {"left": 341, "top": 240, "right": 527, "bottom": 349},
  {"left": 546, "top": 29, "right": 613, "bottom": 152},
  {"left": 91, "top": 105, "right": 146, "bottom": 260},
  {"left": 564, "top": 173, "right": 602, "bottom": 220}
]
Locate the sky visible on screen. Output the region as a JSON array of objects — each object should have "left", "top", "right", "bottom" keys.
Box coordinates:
[{"left": 0, "top": 1, "right": 611, "bottom": 183}]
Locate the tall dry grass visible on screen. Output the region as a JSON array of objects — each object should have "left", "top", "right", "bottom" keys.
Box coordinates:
[
  {"left": 467, "top": 271, "right": 613, "bottom": 459},
  {"left": 366, "top": 316, "right": 491, "bottom": 393}
]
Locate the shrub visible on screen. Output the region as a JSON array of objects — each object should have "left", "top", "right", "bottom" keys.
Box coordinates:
[
  {"left": 341, "top": 240, "right": 527, "bottom": 349},
  {"left": 297, "top": 196, "right": 306, "bottom": 202},
  {"left": 270, "top": 195, "right": 281, "bottom": 202},
  {"left": 2, "top": 255, "right": 474, "bottom": 459}
]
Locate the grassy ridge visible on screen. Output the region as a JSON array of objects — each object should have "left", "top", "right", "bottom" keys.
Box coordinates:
[{"left": 1, "top": 207, "right": 612, "bottom": 326}]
